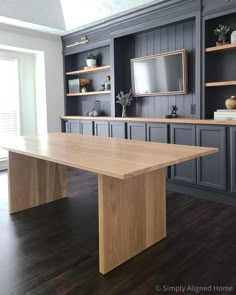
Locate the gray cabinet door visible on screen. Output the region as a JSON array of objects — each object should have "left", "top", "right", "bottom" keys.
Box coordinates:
[
  {"left": 170, "top": 124, "right": 196, "bottom": 184},
  {"left": 147, "top": 123, "right": 168, "bottom": 143},
  {"left": 68, "top": 120, "right": 80, "bottom": 134},
  {"left": 197, "top": 125, "right": 226, "bottom": 191},
  {"left": 110, "top": 122, "right": 126, "bottom": 139},
  {"left": 80, "top": 120, "right": 93, "bottom": 135},
  {"left": 94, "top": 121, "right": 110, "bottom": 137},
  {"left": 127, "top": 122, "right": 146, "bottom": 141},
  {"left": 230, "top": 127, "right": 236, "bottom": 193}
]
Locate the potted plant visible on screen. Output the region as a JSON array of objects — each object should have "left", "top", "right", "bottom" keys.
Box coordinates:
[
  {"left": 116, "top": 89, "right": 133, "bottom": 117},
  {"left": 214, "top": 24, "right": 231, "bottom": 45},
  {"left": 86, "top": 53, "right": 96, "bottom": 67}
]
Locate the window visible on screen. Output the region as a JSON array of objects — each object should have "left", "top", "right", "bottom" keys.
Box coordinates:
[{"left": 0, "top": 58, "right": 20, "bottom": 160}]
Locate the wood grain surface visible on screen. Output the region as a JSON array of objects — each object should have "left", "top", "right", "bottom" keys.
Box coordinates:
[
  {"left": 66, "top": 65, "right": 111, "bottom": 75},
  {"left": 205, "top": 81, "right": 236, "bottom": 87},
  {"left": 205, "top": 43, "right": 236, "bottom": 52},
  {"left": 0, "top": 133, "right": 217, "bottom": 179},
  {"left": 98, "top": 168, "right": 166, "bottom": 274},
  {"left": 66, "top": 90, "right": 111, "bottom": 96},
  {"left": 8, "top": 152, "right": 67, "bottom": 213}
]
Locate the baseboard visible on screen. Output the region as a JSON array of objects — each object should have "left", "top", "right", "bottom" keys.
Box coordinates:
[{"left": 167, "top": 180, "right": 236, "bottom": 207}]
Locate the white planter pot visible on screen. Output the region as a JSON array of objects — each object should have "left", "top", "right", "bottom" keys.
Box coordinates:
[
  {"left": 86, "top": 59, "right": 96, "bottom": 67},
  {"left": 231, "top": 31, "right": 236, "bottom": 44}
]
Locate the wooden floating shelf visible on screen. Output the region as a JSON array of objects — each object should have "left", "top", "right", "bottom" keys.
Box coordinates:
[
  {"left": 205, "top": 43, "right": 236, "bottom": 52},
  {"left": 205, "top": 81, "right": 236, "bottom": 87},
  {"left": 66, "top": 65, "right": 111, "bottom": 75},
  {"left": 67, "top": 90, "right": 111, "bottom": 96}
]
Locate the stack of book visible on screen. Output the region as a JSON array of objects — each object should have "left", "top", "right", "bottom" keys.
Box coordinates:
[{"left": 214, "top": 109, "right": 236, "bottom": 120}]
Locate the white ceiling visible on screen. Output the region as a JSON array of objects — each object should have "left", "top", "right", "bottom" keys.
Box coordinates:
[{"left": 0, "top": 0, "right": 163, "bottom": 36}]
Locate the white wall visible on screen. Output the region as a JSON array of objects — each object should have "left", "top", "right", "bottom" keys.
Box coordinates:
[
  {"left": 0, "top": 0, "right": 65, "bottom": 30},
  {"left": 0, "top": 23, "right": 64, "bottom": 132}
]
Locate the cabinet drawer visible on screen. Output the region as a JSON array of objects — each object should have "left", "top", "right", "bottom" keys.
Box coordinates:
[{"left": 202, "top": 0, "right": 236, "bottom": 14}]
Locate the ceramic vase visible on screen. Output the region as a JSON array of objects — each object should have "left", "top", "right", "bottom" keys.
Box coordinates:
[{"left": 225, "top": 96, "right": 236, "bottom": 109}]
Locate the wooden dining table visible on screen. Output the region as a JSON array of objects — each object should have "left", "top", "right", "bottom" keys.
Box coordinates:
[{"left": 0, "top": 133, "right": 217, "bottom": 274}]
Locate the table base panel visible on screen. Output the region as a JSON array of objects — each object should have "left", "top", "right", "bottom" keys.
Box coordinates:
[
  {"left": 9, "top": 152, "right": 67, "bottom": 214},
  {"left": 98, "top": 168, "right": 166, "bottom": 274}
]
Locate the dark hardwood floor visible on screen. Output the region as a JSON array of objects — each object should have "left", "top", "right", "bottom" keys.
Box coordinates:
[{"left": 0, "top": 169, "right": 236, "bottom": 295}]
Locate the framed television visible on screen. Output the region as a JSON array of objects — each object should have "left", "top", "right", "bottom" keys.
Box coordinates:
[{"left": 130, "top": 49, "right": 188, "bottom": 96}]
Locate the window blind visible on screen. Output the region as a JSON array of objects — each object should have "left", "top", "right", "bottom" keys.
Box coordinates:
[{"left": 0, "top": 111, "right": 17, "bottom": 136}]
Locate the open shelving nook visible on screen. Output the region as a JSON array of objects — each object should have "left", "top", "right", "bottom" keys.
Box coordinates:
[
  {"left": 64, "top": 45, "right": 112, "bottom": 116},
  {"left": 204, "top": 11, "right": 236, "bottom": 119}
]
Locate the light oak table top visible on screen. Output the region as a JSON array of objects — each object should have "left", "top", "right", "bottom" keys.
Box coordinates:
[{"left": 0, "top": 133, "right": 217, "bottom": 179}]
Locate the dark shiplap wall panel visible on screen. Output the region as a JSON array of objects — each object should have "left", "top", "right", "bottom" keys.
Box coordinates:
[{"left": 134, "top": 19, "right": 195, "bottom": 118}]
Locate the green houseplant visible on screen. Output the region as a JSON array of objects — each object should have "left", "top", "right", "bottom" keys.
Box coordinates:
[
  {"left": 214, "top": 24, "right": 231, "bottom": 45},
  {"left": 116, "top": 90, "right": 133, "bottom": 117},
  {"left": 86, "top": 53, "right": 96, "bottom": 67}
]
